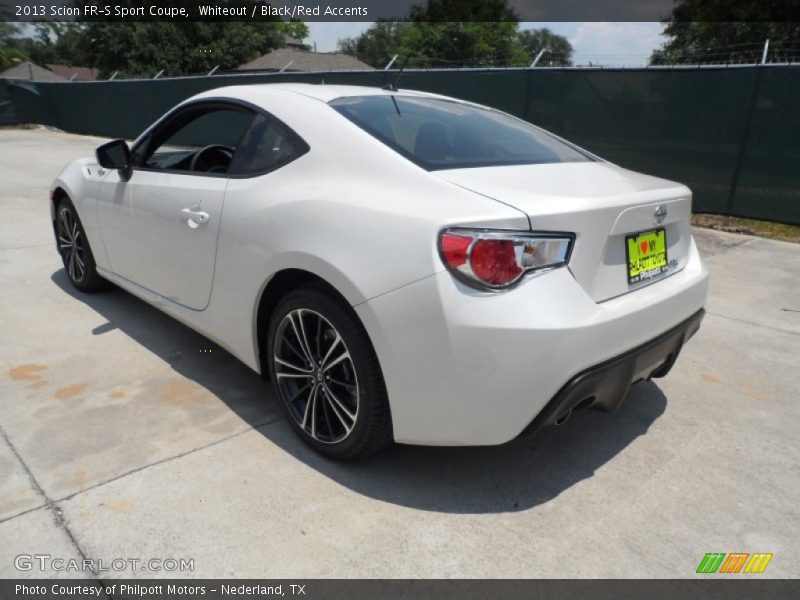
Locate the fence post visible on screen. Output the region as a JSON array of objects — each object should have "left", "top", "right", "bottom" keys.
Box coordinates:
[
  {"left": 723, "top": 41, "right": 768, "bottom": 225},
  {"left": 522, "top": 69, "right": 533, "bottom": 123},
  {"left": 530, "top": 48, "right": 546, "bottom": 68},
  {"left": 384, "top": 54, "right": 398, "bottom": 70}
]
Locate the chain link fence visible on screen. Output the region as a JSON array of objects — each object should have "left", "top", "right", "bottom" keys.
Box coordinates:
[{"left": 1, "top": 65, "right": 798, "bottom": 224}]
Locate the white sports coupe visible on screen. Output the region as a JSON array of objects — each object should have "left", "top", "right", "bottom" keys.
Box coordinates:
[{"left": 51, "top": 83, "right": 708, "bottom": 459}]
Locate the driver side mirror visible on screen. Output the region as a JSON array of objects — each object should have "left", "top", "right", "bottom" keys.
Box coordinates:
[{"left": 96, "top": 139, "right": 132, "bottom": 181}]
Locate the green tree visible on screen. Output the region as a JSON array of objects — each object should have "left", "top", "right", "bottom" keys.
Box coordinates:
[
  {"left": 82, "top": 21, "right": 289, "bottom": 77},
  {"left": 517, "top": 28, "right": 573, "bottom": 66},
  {"left": 0, "top": 24, "right": 26, "bottom": 71},
  {"left": 338, "top": 21, "right": 406, "bottom": 68},
  {"left": 651, "top": 0, "right": 800, "bottom": 64},
  {"left": 338, "top": 0, "right": 539, "bottom": 68},
  {"left": 281, "top": 21, "right": 310, "bottom": 44},
  {"left": 0, "top": 48, "right": 27, "bottom": 71},
  {"left": 2, "top": 1, "right": 308, "bottom": 77},
  {"left": 16, "top": 23, "right": 94, "bottom": 66},
  {"left": 400, "top": 21, "right": 528, "bottom": 67},
  {"left": 0, "top": 23, "right": 19, "bottom": 46}
]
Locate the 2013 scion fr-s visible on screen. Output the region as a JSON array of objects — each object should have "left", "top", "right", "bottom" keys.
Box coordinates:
[{"left": 51, "top": 84, "right": 708, "bottom": 459}]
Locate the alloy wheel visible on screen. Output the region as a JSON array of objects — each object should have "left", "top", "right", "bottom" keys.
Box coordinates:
[
  {"left": 57, "top": 206, "right": 85, "bottom": 283},
  {"left": 273, "top": 308, "right": 359, "bottom": 444}
]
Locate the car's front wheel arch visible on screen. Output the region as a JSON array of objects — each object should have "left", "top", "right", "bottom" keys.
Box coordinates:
[{"left": 51, "top": 186, "right": 69, "bottom": 236}]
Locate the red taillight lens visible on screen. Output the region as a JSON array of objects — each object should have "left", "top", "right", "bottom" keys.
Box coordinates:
[
  {"left": 438, "top": 228, "right": 573, "bottom": 290},
  {"left": 470, "top": 239, "right": 522, "bottom": 285},
  {"left": 440, "top": 232, "right": 472, "bottom": 268}
]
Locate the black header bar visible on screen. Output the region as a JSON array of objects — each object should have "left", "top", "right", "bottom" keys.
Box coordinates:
[{"left": 1, "top": 0, "right": 796, "bottom": 23}]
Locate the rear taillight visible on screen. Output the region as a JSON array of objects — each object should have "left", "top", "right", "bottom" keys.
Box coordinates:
[
  {"left": 470, "top": 239, "right": 522, "bottom": 285},
  {"left": 438, "top": 229, "right": 573, "bottom": 289},
  {"left": 440, "top": 232, "right": 471, "bottom": 268}
]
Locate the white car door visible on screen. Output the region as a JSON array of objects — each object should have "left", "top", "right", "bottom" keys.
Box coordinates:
[{"left": 96, "top": 103, "right": 256, "bottom": 310}]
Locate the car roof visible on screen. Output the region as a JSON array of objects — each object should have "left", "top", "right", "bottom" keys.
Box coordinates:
[{"left": 189, "top": 82, "right": 456, "bottom": 106}]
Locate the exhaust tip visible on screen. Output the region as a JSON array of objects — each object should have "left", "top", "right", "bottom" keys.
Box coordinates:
[
  {"left": 554, "top": 410, "right": 572, "bottom": 426},
  {"left": 573, "top": 395, "right": 596, "bottom": 412},
  {"left": 554, "top": 396, "right": 596, "bottom": 426}
]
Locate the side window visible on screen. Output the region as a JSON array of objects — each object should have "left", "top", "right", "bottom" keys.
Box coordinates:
[
  {"left": 138, "top": 106, "right": 255, "bottom": 175},
  {"left": 228, "top": 114, "right": 307, "bottom": 176}
]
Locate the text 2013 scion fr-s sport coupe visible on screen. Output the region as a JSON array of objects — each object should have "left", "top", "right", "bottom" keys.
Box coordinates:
[{"left": 51, "top": 83, "right": 708, "bottom": 459}]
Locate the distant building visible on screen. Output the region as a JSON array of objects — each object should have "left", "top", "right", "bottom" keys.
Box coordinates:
[
  {"left": 237, "top": 48, "right": 373, "bottom": 73},
  {"left": 46, "top": 64, "right": 100, "bottom": 81},
  {"left": 283, "top": 34, "right": 307, "bottom": 50},
  {"left": 0, "top": 61, "right": 67, "bottom": 82}
]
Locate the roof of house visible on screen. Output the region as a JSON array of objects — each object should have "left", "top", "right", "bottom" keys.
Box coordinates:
[
  {"left": 46, "top": 64, "right": 100, "bottom": 81},
  {"left": 0, "top": 61, "right": 67, "bottom": 82},
  {"left": 283, "top": 34, "right": 305, "bottom": 48},
  {"left": 237, "top": 48, "right": 374, "bottom": 72}
]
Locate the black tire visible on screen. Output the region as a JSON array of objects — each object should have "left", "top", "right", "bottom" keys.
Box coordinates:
[
  {"left": 266, "top": 284, "right": 393, "bottom": 460},
  {"left": 55, "top": 196, "right": 109, "bottom": 292}
]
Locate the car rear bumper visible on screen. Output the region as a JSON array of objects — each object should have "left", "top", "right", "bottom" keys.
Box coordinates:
[
  {"left": 356, "top": 236, "right": 709, "bottom": 446},
  {"left": 518, "top": 308, "right": 704, "bottom": 438}
]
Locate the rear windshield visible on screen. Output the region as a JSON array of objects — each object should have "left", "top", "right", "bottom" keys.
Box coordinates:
[{"left": 329, "top": 95, "right": 592, "bottom": 171}]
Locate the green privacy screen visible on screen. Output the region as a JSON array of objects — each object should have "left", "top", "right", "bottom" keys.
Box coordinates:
[{"left": 2, "top": 66, "right": 798, "bottom": 224}]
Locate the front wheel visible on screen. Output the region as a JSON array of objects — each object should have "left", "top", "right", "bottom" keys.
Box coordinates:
[
  {"left": 266, "top": 285, "right": 392, "bottom": 460},
  {"left": 55, "top": 197, "right": 108, "bottom": 292}
]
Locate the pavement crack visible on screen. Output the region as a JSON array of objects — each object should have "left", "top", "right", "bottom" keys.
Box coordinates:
[
  {"left": 56, "top": 415, "right": 284, "bottom": 503},
  {"left": 1, "top": 415, "right": 282, "bottom": 591},
  {"left": 0, "top": 503, "right": 48, "bottom": 526},
  {"left": 0, "top": 423, "right": 104, "bottom": 587}
]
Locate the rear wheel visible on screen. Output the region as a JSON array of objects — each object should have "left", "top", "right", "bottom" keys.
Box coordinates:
[
  {"left": 55, "top": 197, "right": 108, "bottom": 292},
  {"left": 266, "top": 285, "right": 392, "bottom": 460}
]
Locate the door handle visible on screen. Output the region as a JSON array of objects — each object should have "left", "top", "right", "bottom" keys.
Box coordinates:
[{"left": 181, "top": 207, "right": 210, "bottom": 228}]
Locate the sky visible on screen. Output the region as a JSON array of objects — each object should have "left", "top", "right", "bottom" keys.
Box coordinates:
[{"left": 306, "top": 22, "right": 667, "bottom": 67}]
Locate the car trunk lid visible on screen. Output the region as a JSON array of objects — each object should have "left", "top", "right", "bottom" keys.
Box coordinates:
[{"left": 434, "top": 161, "right": 693, "bottom": 302}]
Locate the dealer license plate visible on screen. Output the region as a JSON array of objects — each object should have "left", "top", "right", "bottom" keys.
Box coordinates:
[{"left": 625, "top": 228, "right": 668, "bottom": 285}]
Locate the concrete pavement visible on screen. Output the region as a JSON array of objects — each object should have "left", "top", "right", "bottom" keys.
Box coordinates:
[{"left": 0, "top": 129, "right": 798, "bottom": 578}]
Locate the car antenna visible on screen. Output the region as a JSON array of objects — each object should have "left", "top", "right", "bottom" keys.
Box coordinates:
[
  {"left": 390, "top": 95, "right": 402, "bottom": 117},
  {"left": 382, "top": 55, "right": 409, "bottom": 92}
]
